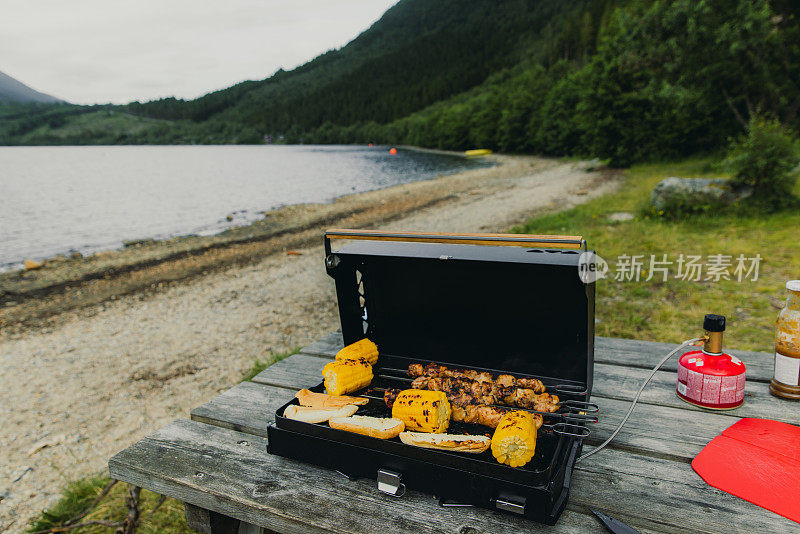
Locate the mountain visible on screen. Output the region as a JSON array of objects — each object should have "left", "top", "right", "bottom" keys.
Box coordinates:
[
  {"left": 0, "top": 71, "right": 62, "bottom": 104},
  {"left": 125, "top": 0, "right": 584, "bottom": 134},
  {"left": 1, "top": 0, "right": 798, "bottom": 166},
  {"left": 2, "top": 0, "right": 588, "bottom": 146}
]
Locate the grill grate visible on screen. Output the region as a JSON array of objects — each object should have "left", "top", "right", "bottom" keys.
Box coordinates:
[{"left": 278, "top": 362, "right": 594, "bottom": 474}]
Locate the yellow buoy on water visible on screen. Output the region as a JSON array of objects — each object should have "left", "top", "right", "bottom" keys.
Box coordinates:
[{"left": 465, "top": 149, "right": 492, "bottom": 157}]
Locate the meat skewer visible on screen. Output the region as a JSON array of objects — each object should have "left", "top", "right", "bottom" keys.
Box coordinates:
[
  {"left": 408, "top": 362, "right": 548, "bottom": 394},
  {"left": 407, "top": 373, "right": 561, "bottom": 413}
]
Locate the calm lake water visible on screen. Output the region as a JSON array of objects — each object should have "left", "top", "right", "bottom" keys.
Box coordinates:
[{"left": 0, "top": 145, "right": 488, "bottom": 270}]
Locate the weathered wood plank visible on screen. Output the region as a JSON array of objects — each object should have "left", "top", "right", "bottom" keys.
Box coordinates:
[
  {"left": 185, "top": 503, "right": 212, "bottom": 534},
  {"left": 596, "top": 336, "right": 774, "bottom": 382},
  {"left": 586, "top": 396, "right": 737, "bottom": 461},
  {"left": 188, "top": 378, "right": 744, "bottom": 465},
  {"left": 291, "top": 332, "right": 776, "bottom": 383},
  {"left": 109, "top": 419, "right": 609, "bottom": 534},
  {"left": 298, "top": 331, "right": 342, "bottom": 359},
  {"left": 250, "top": 354, "right": 326, "bottom": 389},
  {"left": 592, "top": 363, "right": 800, "bottom": 425},
  {"left": 571, "top": 447, "right": 800, "bottom": 534},
  {"left": 185, "top": 502, "right": 259, "bottom": 534},
  {"left": 110, "top": 419, "right": 799, "bottom": 534},
  {"left": 191, "top": 381, "right": 293, "bottom": 438}
]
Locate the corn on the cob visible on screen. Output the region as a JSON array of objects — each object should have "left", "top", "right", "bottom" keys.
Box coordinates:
[
  {"left": 391, "top": 389, "right": 451, "bottom": 433},
  {"left": 322, "top": 358, "right": 373, "bottom": 396},
  {"left": 491, "top": 410, "right": 538, "bottom": 467},
  {"left": 335, "top": 338, "right": 379, "bottom": 365}
]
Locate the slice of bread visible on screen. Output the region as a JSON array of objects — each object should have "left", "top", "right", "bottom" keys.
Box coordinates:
[
  {"left": 295, "top": 389, "right": 369, "bottom": 408},
  {"left": 283, "top": 404, "right": 358, "bottom": 423},
  {"left": 329, "top": 415, "right": 405, "bottom": 439},
  {"left": 399, "top": 432, "right": 491, "bottom": 453}
]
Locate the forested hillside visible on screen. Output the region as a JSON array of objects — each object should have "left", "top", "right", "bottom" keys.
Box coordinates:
[
  {"left": 302, "top": 0, "right": 800, "bottom": 165},
  {"left": 2, "top": 0, "right": 798, "bottom": 166}
]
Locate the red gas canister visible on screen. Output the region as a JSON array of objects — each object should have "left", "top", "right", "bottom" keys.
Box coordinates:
[{"left": 676, "top": 314, "right": 746, "bottom": 410}]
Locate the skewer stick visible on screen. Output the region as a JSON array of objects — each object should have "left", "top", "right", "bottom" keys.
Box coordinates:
[
  {"left": 360, "top": 393, "right": 597, "bottom": 423},
  {"left": 377, "top": 368, "right": 588, "bottom": 395},
  {"left": 370, "top": 385, "right": 595, "bottom": 412},
  {"left": 358, "top": 394, "right": 593, "bottom": 437},
  {"left": 377, "top": 374, "right": 413, "bottom": 382}
]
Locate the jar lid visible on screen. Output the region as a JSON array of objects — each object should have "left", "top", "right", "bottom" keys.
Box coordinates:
[{"left": 787, "top": 280, "right": 800, "bottom": 292}]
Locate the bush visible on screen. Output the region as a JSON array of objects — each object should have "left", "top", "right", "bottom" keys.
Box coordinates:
[{"left": 723, "top": 117, "right": 799, "bottom": 209}]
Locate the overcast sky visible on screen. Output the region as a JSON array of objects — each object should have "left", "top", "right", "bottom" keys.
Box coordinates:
[{"left": 1, "top": 0, "right": 397, "bottom": 105}]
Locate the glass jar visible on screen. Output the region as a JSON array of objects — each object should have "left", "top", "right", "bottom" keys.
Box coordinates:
[{"left": 770, "top": 280, "right": 800, "bottom": 399}]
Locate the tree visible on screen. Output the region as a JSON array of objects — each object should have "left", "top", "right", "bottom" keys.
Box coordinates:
[{"left": 566, "top": 0, "right": 800, "bottom": 164}]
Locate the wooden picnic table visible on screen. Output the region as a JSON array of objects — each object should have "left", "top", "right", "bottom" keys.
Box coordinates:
[{"left": 109, "top": 333, "right": 800, "bottom": 533}]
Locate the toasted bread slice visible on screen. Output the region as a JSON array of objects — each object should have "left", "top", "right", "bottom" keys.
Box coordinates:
[
  {"left": 295, "top": 388, "right": 369, "bottom": 408},
  {"left": 329, "top": 415, "right": 404, "bottom": 439},
  {"left": 399, "top": 432, "right": 491, "bottom": 453},
  {"left": 283, "top": 404, "right": 358, "bottom": 423}
]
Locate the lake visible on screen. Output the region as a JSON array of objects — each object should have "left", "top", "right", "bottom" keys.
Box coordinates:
[{"left": 0, "top": 145, "right": 488, "bottom": 270}]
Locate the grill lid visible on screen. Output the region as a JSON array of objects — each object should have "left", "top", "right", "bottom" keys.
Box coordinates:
[{"left": 325, "top": 230, "right": 595, "bottom": 393}]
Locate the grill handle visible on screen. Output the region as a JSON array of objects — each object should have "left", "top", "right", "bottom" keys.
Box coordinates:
[{"left": 324, "top": 229, "right": 586, "bottom": 255}]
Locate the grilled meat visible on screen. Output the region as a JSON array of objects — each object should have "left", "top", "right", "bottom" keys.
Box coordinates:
[
  {"left": 410, "top": 374, "right": 559, "bottom": 413},
  {"left": 383, "top": 388, "right": 402, "bottom": 407},
  {"left": 408, "top": 363, "right": 546, "bottom": 394},
  {"left": 451, "top": 404, "right": 505, "bottom": 428},
  {"left": 383, "top": 388, "right": 542, "bottom": 430}
]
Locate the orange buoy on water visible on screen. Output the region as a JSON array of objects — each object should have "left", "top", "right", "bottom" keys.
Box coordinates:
[
  {"left": 368, "top": 143, "right": 373, "bottom": 147},
  {"left": 24, "top": 259, "right": 43, "bottom": 270},
  {"left": 389, "top": 147, "right": 397, "bottom": 155}
]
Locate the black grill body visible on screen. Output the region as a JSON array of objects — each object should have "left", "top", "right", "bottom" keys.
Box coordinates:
[{"left": 268, "top": 233, "right": 595, "bottom": 524}]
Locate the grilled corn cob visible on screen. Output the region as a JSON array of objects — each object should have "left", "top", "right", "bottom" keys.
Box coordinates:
[
  {"left": 391, "top": 389, "right": 451, "bottom": 433},
  {"left": 335, "top": 338, "right": 379, "bottom": 365},
  {"left": 322, "top": 358, "right": 373, "bottom": 396},
  {"left": 491, "top": 410, "right": 538, "bottom": 467}
]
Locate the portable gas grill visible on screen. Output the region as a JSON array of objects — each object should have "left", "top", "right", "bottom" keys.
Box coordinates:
[{"left": 267, "top": 229, "right": 597, "bottom": 524}]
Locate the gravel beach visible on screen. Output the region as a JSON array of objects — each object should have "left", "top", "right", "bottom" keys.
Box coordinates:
[{"left": 0, "top": 154, "right": 619, "bottom": 532}]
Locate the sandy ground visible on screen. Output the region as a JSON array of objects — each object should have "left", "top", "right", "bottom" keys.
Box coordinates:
[{"left": 0, "top": 155, "right": 619, "bottom": 532}]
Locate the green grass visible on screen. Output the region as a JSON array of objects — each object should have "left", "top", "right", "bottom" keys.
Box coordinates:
[
  {"left": 241, "top": 348, "right": 300, "bottom": 382},
  {"left": 28, "top": 477, "right": 111, "bottom": 532},
  {"left": 29, "top": 350, "right": 302, "bottom": 533},
  {"left": 514, "top": 156, "right": 800, "bottom": 351},
  {"left": 29, "top": 477, "right": 194, "bottom": 534}
]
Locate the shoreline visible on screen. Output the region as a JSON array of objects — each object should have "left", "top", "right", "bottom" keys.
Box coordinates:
[
  {"left": 0, "top": 144, "right": 489, "bottom": 275},
  {"left": 0, "top": 150, "right": 496, "bottom": 332}
]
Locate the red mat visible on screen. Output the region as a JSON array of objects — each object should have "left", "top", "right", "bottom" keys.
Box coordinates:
[{"left": 692, "top": 418, "right": 800, "bottom": 523}]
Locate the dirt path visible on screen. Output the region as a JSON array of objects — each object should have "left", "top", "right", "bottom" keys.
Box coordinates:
[{"left": 0, "top": 155, "right": 620, "bottom": 532}]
